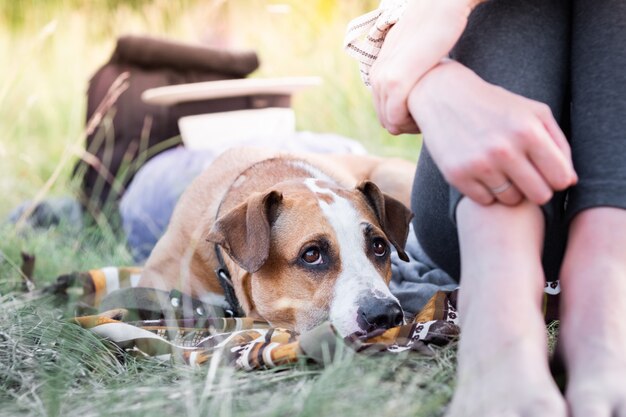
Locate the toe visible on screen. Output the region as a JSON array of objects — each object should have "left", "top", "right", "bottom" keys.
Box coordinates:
[
  {"left": 567, "top": 397, "right": 612, "bottom": 417},
  {"left": 575, "top": 405, "right": 611, "bottom": 417},
  {"left": 522, "top": 396, "right": 567, "bottom": 417}
]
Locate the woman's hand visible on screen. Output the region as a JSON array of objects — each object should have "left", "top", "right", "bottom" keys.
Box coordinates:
[
  {"left": 408, "top": 60, "right": 577, "bottom": 206},
  {"left": 370, "top": 0, "right": 481, "bottom": 135}
]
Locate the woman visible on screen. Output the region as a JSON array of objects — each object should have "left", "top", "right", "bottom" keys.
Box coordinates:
[{"left": 347, "top": 0, "right": 626, "bottom": 415}]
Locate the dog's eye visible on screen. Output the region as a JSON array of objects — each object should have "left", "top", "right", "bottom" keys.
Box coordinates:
[
  {"left": 302, "top": 247, "right": 323, "bottom": 265},
  {"left": 372, "top": 238, "right": 387, "bottom": 257}
]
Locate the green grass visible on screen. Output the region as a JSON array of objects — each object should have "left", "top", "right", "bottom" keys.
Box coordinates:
[
  {"left": 1, "top": 292, "right": 457, "bottom": 417},
  {"left": 0, "top": 299, "right": 456, "bottom": 417},
  {"left": 0, "top": 1, "right": 445, "bottom": 416},
  {"left": 0, "top": 226, "right": 457, "bottom": 417}
]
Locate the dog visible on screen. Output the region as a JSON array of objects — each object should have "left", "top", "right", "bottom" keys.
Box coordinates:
[{"left": 138, "top": 147, "right": 415, "bottom": 336}]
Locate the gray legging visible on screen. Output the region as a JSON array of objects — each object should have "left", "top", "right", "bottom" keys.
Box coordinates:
[{"left": 411, "top": 0, "right": 626, "bottom": 282}]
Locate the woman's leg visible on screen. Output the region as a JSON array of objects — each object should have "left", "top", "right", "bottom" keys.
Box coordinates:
[
  {"left": 560, "top": 0, "right": 626, "bottom": 415},
  {"left": 560, "top": 210, "right": 626, "bottom": 416},
  {"left": 409, "top": 0, "right": 570, "bottom": 415},
  {"left": 446, "top": 199, "right": 566, "bottom": 417},
  {"left": 412, "top": 0, "right": 571, "bottom": 282}
]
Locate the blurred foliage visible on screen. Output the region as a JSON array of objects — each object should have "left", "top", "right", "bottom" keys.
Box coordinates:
[
  {"left": 0, "top": 0, "right": 420, "bottom": 218},
  {"left": 0, "top": 5, "right": 432, "bottom": 417}
]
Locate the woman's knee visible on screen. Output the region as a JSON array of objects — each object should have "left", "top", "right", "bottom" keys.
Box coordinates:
[{"left": 454, "top": 0, "right": 570, "bottom": 119}]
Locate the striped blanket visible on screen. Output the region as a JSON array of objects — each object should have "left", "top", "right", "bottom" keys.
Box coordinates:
[{"left": 60, "top": 267, "right": 560, "bottom": 370}]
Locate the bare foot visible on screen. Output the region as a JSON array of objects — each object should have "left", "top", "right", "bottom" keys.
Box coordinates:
[
  {"left": 559, "top": 208, "right": 626, "bottom": 417},
  {"left": 447, "top": 199, "right": 567, "bottom": 417},
  {"left": 447, "top": 327, "right": 566, "bottom": 417},
  {"left": 565, "top": 359, "right": 626, "bottom": 417}
]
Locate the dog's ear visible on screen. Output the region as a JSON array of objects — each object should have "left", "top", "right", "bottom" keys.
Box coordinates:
[
  {"left": 207, "top": 190, "right": 283, "bottom": 273},
  {"left": 356, "top": 180, "right": 413, "bottom": 262}
]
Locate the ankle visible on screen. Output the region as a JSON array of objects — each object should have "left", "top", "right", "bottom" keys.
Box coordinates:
[{"left": 459, "top": 305, "right": 548, "bottom": 352}]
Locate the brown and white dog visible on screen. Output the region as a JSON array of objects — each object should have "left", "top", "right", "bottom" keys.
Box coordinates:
[{"left": 139, "top": 147, "right": 415, "bottom": 336}]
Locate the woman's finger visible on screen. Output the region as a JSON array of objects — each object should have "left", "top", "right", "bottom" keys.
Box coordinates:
[
  {"left": 371, "top": 83, "right": 386, "bottom": 128},
  {"left": 535, "top": 104, "right": 573, "bottom": 164},
  {"left": 481, "top": 177, "right": 524, "bottom": 206},
  {"left": 384, "top": 79, "right": 415, "bottom": 128},
  {"left": 526, "top": 125, "right": 577, "bottom": 191},
  {"left": 371, "top": 71, "right": 419, "bottom": 134},
  {"left": 539, "top": 110, "right": 578, "bottom": 183},
  {"left": 453, "top": 176, "right": 496, "bottom": 206},
  {"left": 386, "top": 118, "right": 421, "bottom": 135},
  {"left": 502, "top": 156, "right": 554, "bottom": 204},
  {"left": 472, "top": 158, "right": 524, "bottom": 206},
  {"left": 373, "top": 84, "right": 420, "bottom": 134}
]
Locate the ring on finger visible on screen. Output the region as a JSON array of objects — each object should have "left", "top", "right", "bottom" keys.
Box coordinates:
[{"left": 489, "top": 180, "right": 513, "bottom": 195}]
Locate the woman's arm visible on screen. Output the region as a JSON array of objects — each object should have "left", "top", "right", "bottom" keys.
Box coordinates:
[
  {"left": 407, "top": 60, "right": 577, "bottom": 206},
  {"left": 369, "top": 0, "right": 486, "bottom": 134}
]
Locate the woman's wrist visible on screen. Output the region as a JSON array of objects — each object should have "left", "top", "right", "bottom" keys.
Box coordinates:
[
  {"left": 408, "top": 60, "right": 471, "bottom": 122},
  {"left": 467, "top": 0, "right": 488, "bottom": 10}
]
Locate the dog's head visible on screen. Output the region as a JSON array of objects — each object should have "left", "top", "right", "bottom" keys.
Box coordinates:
[{"left": 207, "top": 179, "right": 413, "bottom": 336}]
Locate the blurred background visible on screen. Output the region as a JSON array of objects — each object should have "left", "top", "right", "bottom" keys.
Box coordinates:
[
  {"left": 0, "top": 0, "right": 421, "bottom": 218},
  {"left": 0, "top": 8, "right": 450, "bottom": 415}
]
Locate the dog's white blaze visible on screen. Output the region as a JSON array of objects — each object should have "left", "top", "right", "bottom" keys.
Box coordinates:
[
  {"left": 231, "top": 174, "right": 247, "bottom": 188},
  {"left": 290, "top": 161, "right": 335, "bottom": 184},
  {"left": 303, "top": 177, "right": 334, "bottom": 196},
  {"left": 304, "top": 179, "right": 398, "bottom": 336}
]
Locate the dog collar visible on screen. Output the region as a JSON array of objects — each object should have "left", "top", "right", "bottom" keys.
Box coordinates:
[{"left": 214, "top": 243, "right": 245, "bottom": 317}]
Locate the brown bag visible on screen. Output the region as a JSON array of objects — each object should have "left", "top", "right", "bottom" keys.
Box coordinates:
[{"left": 74, "top": 35, "right": 284, "bottom": 215}]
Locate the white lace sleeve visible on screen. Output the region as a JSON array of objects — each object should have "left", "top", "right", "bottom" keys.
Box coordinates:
[{"left": 343, "top": 0, "right": 409, "bottom": 87}]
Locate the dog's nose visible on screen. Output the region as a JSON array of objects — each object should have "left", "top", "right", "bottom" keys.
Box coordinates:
[{"left": 357, "top": 299, "right": 404, "bottom": 332}]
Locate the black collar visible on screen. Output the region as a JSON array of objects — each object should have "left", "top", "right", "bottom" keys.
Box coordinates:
[{"left": 213, "top": 243, "right": 245, "bottom": 317}]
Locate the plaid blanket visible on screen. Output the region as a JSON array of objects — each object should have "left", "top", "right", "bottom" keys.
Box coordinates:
[{"left": 59, "top": 267, "right": 560, "bottom": 370}]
